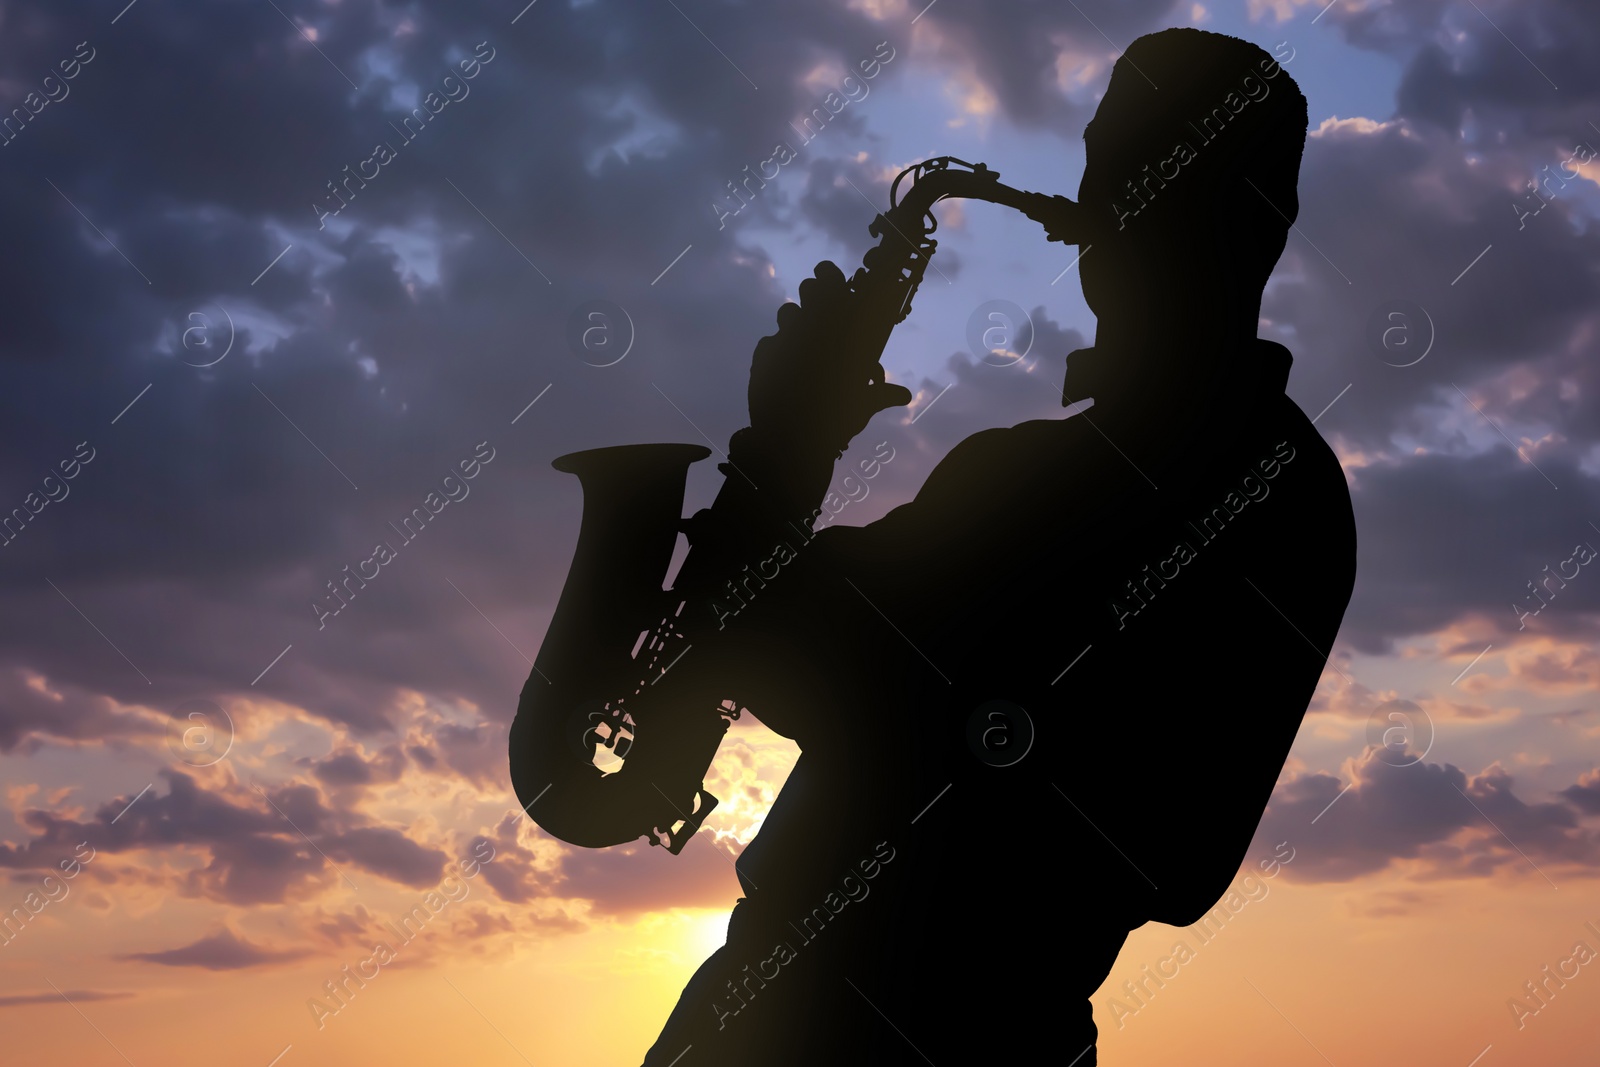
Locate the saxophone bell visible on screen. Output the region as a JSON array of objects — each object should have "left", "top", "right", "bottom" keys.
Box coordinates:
[{"left": 510, "top": 443, "right": 727, "bottom": 851}]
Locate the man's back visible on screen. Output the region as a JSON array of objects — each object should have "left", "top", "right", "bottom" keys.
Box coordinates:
[{"left": 680, "top": 338, "right": 1355, "bottom": 1064}]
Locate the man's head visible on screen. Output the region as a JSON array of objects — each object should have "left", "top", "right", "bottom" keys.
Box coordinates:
[{"left": 1075, "top": 29, "right": 1309, "bottom": 338}]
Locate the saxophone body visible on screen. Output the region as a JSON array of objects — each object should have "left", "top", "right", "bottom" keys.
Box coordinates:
[{"left": 509, "top": 158, "right": 1077, "bottom": 854}]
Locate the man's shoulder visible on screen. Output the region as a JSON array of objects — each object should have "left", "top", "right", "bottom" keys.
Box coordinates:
[
  {"left": 934, "top": 415, "right": 1082, "bottom": 458},
  {"left": 909, "top": 411, "right": 1106, "bottom": 504}
]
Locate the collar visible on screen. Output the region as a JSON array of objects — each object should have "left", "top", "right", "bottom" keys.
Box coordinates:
[{"left": 1060, "top": 338, "right": 1293, "bottom": 409}]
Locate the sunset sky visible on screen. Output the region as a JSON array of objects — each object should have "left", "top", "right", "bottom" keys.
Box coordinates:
[{"left": 3, "top": 0, "right": 1599, "bottom": 1064}]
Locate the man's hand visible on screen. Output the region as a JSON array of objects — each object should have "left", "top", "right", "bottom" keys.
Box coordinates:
[
  {"left": 747, "top": 260, "right": 914, "bottom": 459},
  {"left": 1018, "top": 192, "right": 1083, "bottom": 245}
]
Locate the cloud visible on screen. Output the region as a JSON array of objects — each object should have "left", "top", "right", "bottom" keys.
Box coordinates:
[
  {"left": 473, "top": 814, "right": 549, "bottom": 906},
  {"left": 325, "top": 826, "right": 446, "bottom": 888},
  {"left": 402, "top": 715, "right": 509, "bottom": 788},
  {"left": 1254, "top": 749, "right": 1600, "bottom": 884},
  {"left": 0, "top": 0, "right": 1198, "bottom": 757},
  {"left": 301, "top": 744, "right": 406, "bottom": 787},
  {"left": 1560, "top": 768, "right": 1600, "bottom": 815},
  {"left": 118, "top": 928, "right": 312, "bottom": 970},
  {"left": 0, "top": 668, "right": 163, "bottom": 755},
  {"left": 1344, "top": 888, "right": 1442, "bottom": 918},
  {"left": 1307, "top": 682, "right": 1519, "bottom": 726},
  {"left": 181, "top": 833, "right": 332, "bottom": 906},
  {"left": 0, "top": 991, "right": 135, "bottom": 1009},
  {"left": 554, "top": 831, "right": 746, "bottom": 916},
  {"left": 1331, "top": 449, "right": 1600, "bottom": 654},
  {"left": 0, "top": 769, "right": 468, "bottom": 904}
]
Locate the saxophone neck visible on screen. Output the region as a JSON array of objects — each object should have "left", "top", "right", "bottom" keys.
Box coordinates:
[
  {"left": 860, "top": 157, "right": 1081, "bottom": 327},
  {"left": 881, "top": 156, "right": 1072, "bottom": 230}
]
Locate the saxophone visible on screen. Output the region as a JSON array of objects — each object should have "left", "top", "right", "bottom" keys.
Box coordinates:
[{"left": 508, "top": 157, "right": 1078, "bottom": 854}]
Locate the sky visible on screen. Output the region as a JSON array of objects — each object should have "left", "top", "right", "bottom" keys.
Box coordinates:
[{"left": 1, "top": 0, "right": 1599, "bottom": 1064}]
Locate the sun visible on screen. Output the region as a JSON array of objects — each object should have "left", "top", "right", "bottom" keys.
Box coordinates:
[{"left": 683, "top": 909, "right": 733, "bottom": 962}]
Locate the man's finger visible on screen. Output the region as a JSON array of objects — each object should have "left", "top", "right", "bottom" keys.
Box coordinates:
[{"left": 814, "top": 260, "right": 847, "bottom": 286}]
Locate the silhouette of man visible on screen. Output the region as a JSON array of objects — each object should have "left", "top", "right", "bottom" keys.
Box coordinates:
[{"left": 625, "top": 27, "right": 1354, "bottom": 1067}]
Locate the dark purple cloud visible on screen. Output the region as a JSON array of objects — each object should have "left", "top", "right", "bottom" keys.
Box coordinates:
[
  {"left": 0, "top": 0, "right": 1207, "bottom": 758},
  {"left": 0, "top": 0, "right": 1595, "bottom": 971},
  {"left": 0, "top": 770, "right": 463, "bottom": 903},
  {"left": 473, "top": 815, "right": 545, "bottom": 906},
  {"left": 0, "top": 666, "right": 160, "bottom": 754},
  {"left": 0, "top": 0, "right": 1587, "bottom": 756},
  {"left": 404, "top": 721, "right": 509, "bottom": 788},
  {"left": 1255, "top": 750, "right": 1600, "bottom": 883},
  {"left": 1560, "top": 769, "right": 1600, "bottom": 815},
  {"left": 299, "top": 744, "right": 408, "bottom": 789},
  {"left": 118, "top": 928, "right": 312, "bottom": 970},
  {"left": 325, "top": 826, "right": 447, "bottom": 888}
]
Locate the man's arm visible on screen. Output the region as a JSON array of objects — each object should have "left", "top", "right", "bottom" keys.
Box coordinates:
[{"left": 677, "top": 260, "right": 912, "bottom": 588}]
